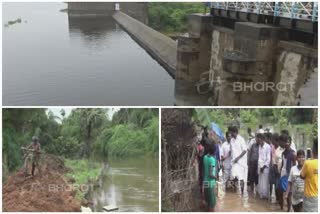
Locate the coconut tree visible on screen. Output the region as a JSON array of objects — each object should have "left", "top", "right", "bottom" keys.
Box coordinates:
[
  {"left": 76, "top": 109, "right": 107, "bottom": 158},
  {"left": 112, "top": 109, "right": 157, "bottom": 128}
]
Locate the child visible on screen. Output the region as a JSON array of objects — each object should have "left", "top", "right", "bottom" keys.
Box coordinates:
[
  {"left": 285, "top": 150, "right": 305, "bottom": 212},
  {"left": 203, "top": 142, "right": 217, "bottom": 211}
]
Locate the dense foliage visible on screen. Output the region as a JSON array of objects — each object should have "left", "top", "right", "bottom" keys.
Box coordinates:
[
  {"left": 148, "top": 2, "right": 206, "bottom": 33},
  {"left": 93, "top": 109, "right": 158, "bottom": 158},
  {"left": 193, "top": 108, "right": 317, "bottom": 148},
  {"left": 3, "top": 108, "right": 159, "bottom": 173}
]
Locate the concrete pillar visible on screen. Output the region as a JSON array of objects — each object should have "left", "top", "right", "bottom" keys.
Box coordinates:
[
  {"left": 218, "top": 22, "right": 279, "bottom": 106},
  {"left": 187, "top": 14, "right": 213, "bottom": 75},
  {"left": 208, "top": 27, "right": 234, "bottom": 105},
  {"left": 274, "top": 41, "right": 318, "bottom": 105},
  {"left": 175, "top": 14, "right": 213, "bottom": 105},
  {"left": 176, "top": 36, "right": 200, "bottom": 81},
  {"left": 175, "top": 36, "right": 204, "bottom": 105}
]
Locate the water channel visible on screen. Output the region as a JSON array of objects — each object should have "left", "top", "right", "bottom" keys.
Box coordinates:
[{"left": 89, "top": 157, "right": 159, "bottom": 212}]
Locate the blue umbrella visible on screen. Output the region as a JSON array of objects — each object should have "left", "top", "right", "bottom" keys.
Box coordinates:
[{"left": 211, "top": 122, "right": 225, "bottom": 142}]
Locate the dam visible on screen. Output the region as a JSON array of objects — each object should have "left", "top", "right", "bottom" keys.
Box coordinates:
[
  {"left": 3, "top": 2, "right": 318, "bottom": 106},
  {"left": 68, "top": 2, "right": 318, "bottom": 106}
]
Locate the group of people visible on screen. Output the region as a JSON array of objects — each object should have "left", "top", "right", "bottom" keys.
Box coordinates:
[{"left": 196, "top": 125, "right": 318, "bottom": 212}]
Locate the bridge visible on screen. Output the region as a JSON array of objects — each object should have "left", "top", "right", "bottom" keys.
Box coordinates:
[
  {"left": 67, "top": 2, "right": 318, "bottom": 106},
  {"left": 209, "top": 2, "right": 318, "bottom": 45},
  {"left": 210, "top": 2, "right": 318, "bottom": 22}
]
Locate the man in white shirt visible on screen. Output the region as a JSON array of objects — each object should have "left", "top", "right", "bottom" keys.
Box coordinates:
[
  {"left": 272, "top": 133, "right": 284, "bottom": 203},
  {"left": 256, "top": 133, "right": 271, "bottom": 199},
  {"left": 230, "top": 126, "right": 247, "bottom": 196},
  {"left": 221, "top": 131, "right": 232, "bottom": 187}
]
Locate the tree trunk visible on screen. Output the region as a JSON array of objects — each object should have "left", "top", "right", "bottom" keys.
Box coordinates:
[{"left": 85, "top": 121, "right": 92, "bottom": 158}]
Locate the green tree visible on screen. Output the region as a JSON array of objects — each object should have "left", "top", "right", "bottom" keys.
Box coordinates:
[
  {"left": 75, "top": 109, "right": 107, "bottom": 158},
  {"left": 2, "top": 108, "right": 59, "bottom": 172},
  {"left": 148, "top": 3, "right": 206, "bottom": 33}
]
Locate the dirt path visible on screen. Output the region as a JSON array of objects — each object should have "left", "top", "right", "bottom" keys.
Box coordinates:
[{"left": 3, "top": 154, "right": 81, "bottom": 212}]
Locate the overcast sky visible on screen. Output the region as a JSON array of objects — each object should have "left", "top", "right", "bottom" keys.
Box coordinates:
[{"left": 47, "top": 108, "right": 120, "bottom": 121}]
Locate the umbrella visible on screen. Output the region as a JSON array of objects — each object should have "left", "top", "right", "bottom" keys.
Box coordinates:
[{"left": 211, "top": 122, "right": 225, "bottom": 142}]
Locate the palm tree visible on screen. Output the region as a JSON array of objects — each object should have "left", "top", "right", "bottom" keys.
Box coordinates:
[
  {"left": 60, "top": 109, "right": 66, "bottom": 120},
  {"left": 113, "top": 109, "right": 157, "bottom": 128},
  {"left": 77, "top": 109, "right": 107, "bottom": 158}
]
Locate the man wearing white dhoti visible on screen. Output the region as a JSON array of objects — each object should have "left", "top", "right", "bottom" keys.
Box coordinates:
[
  {"left": 256, "top": 133, "right": 271, "bottom": 199},
  {"left": 230, "top": 126, "right": 247, "bottom": 196},
  {"left": 221, "top": 131, "right": 232, "bottom": 187}
]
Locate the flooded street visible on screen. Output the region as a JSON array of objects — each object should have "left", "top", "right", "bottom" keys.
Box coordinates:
[
  {"left": 90, "top": 157, "right": 159, "bottom": 212},
  {"left": 3, "top": 3, "right": 174, "bottom": 106},
  {"left": 215, "top": 191, "right": 283, "bottom": 212}
]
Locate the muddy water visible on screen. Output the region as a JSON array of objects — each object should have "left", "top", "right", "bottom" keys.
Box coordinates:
[
  {"left": 215, "top": 191, "right": 283, "bottom": 212},
  {"left": 90, "top": 157, "right": 159, "bottom": 212}
]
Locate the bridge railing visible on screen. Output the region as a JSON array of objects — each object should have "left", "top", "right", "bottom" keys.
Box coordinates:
[{"left": 209, "top": 2, "right": 318, "bottom": 22}]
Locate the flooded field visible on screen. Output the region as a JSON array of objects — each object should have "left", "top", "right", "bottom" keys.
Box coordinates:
[{"left": 215, "top": 191, "right": 283, "bottom": 212}]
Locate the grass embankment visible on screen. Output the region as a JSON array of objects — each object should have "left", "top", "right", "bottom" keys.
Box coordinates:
[{"left": 64, "top": 159, "right": 102, "bottom": 200}]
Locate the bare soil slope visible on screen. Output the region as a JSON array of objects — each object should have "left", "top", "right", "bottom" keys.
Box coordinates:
[{"left": 3, "top": 154, "right": 81, "bottom": 212}]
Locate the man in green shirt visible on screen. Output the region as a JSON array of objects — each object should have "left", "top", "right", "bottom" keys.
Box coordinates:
[{"left": 203, "top": 142, "right": 217, "bottom": 211}]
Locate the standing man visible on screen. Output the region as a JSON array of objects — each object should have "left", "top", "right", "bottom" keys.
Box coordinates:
[
  {"left": 281, "top": 130, "right": 297, "bottom": 152},
  {"left": 248, "top": 132, "right": 260, "bottom": 194},
  {"left": 247, "top": 127, "right": 255, "bottom": 188},
  {"left": 279, "top": 134, "right": 296, "bottom": 211},
  {"left": 286, "top": 150, "right": 305, "bottom": 212},
  {"left": 23, "top": 136, "right": 41, "bottom": 177},
  {"left": 257, "top": 133, "right": 271, "bottom": 199},
  {"left": 230, "top": 126, "right": 247, "bottom": 196},
  {"left": 221, "top": 131, "right": 232, "bottom": 189},
  {"left": 300, "top": 139, "right": 318, "bottom": 212},
  {"left": 272, "top": 133, "right": 283, "bottom": 204},
  {"left": 265, "top": 132, "right": 276, "bottom": 201}
]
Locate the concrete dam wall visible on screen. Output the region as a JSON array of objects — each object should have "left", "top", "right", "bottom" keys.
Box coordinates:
[
  {"left": 113, "top": 11, "right": 177, "bottom": 77},
  {"left": 67, "top": 3, "right": 176, "bottom": 76}
]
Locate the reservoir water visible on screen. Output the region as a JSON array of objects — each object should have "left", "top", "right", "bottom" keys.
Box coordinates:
[{"left": 3, "top": 3, "right": 174, "bottom": 106}]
